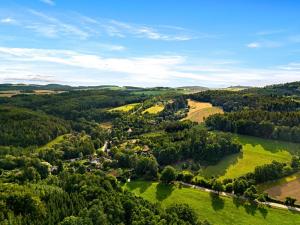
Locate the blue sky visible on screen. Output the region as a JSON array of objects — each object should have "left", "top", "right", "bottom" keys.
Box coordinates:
[{"left": 0, "top": 0, "right": 299, "bottom": 87}]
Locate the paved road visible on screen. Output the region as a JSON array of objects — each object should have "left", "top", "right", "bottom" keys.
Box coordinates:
[{"left": 180, "top": 182, "right": 300, "bottom": 212}]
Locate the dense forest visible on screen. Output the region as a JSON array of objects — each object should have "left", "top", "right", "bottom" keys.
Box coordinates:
[{"left": 0, "top": 106, "right": 70, "bottom": 147}]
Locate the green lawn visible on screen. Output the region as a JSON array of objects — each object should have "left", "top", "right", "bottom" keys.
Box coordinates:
[
  {"left": 125, "top": 181, "right": 300, "bottom": 225},
  {"left": 109, "top": 103, "right": 140, "bottom": 112},
  {"left": 199, "top": 135, "right": 300, "bottom": 180}
]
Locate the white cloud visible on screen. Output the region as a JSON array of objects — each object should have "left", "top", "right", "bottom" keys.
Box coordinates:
[
  {"left": 246, "top": 40, "right": 282, "bottom": 49},
  {"left": 40, "top": 0, "right": 55, "bottom": 6},
  {"left": 0, "top": 46, "right": 299, "bottom": 87},
  {"left": 247, "top": 42, "right": 261, "bottom": 48},
  {"left": 1, "top": 9, "right": 199, "bottom": 42},
  {"left": 0, "top": 17, "right": 17, "bottom": 24}
]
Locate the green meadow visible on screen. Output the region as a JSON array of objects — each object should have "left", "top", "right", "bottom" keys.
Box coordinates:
[
  {"left": 109, "top": 103, "right": 140, "bottom": 112},
  {"left": 125, "top": 181, "right": 300, "bottom": 225},
  {"left": 199, "top": 134, "right": 300, "bottom": 180}
]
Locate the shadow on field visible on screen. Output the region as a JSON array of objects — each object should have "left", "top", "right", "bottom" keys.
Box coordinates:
[
  {"left": 201, "top": 152, "right": 243, "bottom": 178},
  {"left": 126, "top": 181, "right": 152, "bottom": 193},
  {"left": 209, "top": 192, "right": 225, "bottom": 211},
  {"left": 156, "top": 183, "right": 175, "bottom": 201},
  {"left": 236, "top": 134, "right": 300, "bottom": 155},
  {"left": 233, "top": 197, "right": 268, "bottom": 218}
]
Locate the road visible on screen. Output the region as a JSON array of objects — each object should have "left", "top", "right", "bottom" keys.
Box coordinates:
[{"left": 180, "top": 182, "right": 300, "bottom": 212}]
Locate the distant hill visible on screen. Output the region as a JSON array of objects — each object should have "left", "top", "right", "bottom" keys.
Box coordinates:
[
  {"left": 178, "top": 86, "right": 209, "bottom": 93},
  {"left": 222, "top": 86, "right": 253, "bottom": 91},
  {"left": 0, "top": 83, "right": 122, "bottom": 92},
  {"left": 257, "top": 81, "right": 300, "bottom": 96}
]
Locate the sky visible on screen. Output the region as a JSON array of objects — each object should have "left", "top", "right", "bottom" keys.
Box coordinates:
[{"left": 0, "top": 0, "right": 300, "bottom": 87}]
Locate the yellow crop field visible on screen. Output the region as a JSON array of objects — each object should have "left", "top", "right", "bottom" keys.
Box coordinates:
[{"left": 183, "top": 99, "right": 223, "bottom": 123}]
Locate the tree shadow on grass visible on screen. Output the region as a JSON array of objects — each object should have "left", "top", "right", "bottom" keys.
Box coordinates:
[
  {"left": 233, "top": 197, "right": 269, "bottom": 218},
  {"left": 244, "top": 202, "right": 257, "bottom": 216},
  {"left": 156, "top": 183, "right": 175, "bottom": 201},
  {"left": 258, "top": 205, "right": 268, "bottom": 219},
  {"left": 201, "top": 152, "right": 243, "bottom": 179},
  {"left": 125, "top": 181, "right": 152, "bottom": 193},
  {"left": 232, "top": 196, "right": 245, "bottom": 208},
  {"left": 209, "top": 192, "right": 225, "bottom": 211}
]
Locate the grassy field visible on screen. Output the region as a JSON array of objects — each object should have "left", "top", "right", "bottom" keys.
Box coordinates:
[
  {"left": 142, "top": 104, "right": 164, "bottom": 114},
  {"left": 38, "top": 135, "right": 66, "bottom": 150},
  {"left": 199, "top": 135, "right": 300, "bottom": 180},
  {"left": 183, "top": 99, "right": 223, "bottom": 123},
  {"left": 258, "top": 172, "right": 300, "bottom": 203},
  {"left": 109, "top": 103, "right": 140, "bottom": 112},
  {"left": 125, "top": 181, "right": 300, "bottom": 225}
]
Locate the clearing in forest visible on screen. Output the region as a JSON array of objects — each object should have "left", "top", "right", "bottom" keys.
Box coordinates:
[
  {"left": 142, "top": 104, "right": 164, "bottom": 114},
  {"left": 109, "top": 103, "right": 140, "bottom": 112},
  {"left": 183, "top": 99, "right": 223, "bottom": 123},
  {"left": 38, "top": 135, "right": 66, "bottom": 150},
  {"left": 199, "top": 135, "right": 300, "bottom": 180},
  {"left": 124, "top": 181, "right": 300, "bottom": 225}
]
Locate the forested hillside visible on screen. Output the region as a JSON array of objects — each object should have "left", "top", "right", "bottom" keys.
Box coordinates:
[{"left": 0, "top": 106, "right": 70, "bottom": 147}]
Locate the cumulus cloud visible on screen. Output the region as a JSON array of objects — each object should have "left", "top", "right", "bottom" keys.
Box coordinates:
[{"left": 0, "top": 46, "right": 299, "bottom": 87}]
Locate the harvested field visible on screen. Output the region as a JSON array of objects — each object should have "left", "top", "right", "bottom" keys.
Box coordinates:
[
  {"left": 183, "top": 99, "right": 223, "bottom": 123},
  {"left": 264, "top": 175, "right": 300, "bottom": 203}
]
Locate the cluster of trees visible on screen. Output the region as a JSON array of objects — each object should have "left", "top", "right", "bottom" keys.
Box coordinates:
[
  {"left": 0, "top": 172, "right": 205, "bottom": 225},
  {"left": 158, "top": 96, "right": 188, "bottom": 121},
  {"left": 144, "top": 126, "right": 241, "bottom": 165},
  {"left": 190, "top": 90, "right": 300, "bottom": 112},
  {"left": 206, "top": 110, "right": 300, "bottom": 142},
  {"left": 39, "top": 132, "right": 97, "bottom": 162},
  {"left": 0, "top": 155, "right": 51, "bottom": 183},
  {"left": 0, "top": 106, "right": 70, "bottom": 147}
]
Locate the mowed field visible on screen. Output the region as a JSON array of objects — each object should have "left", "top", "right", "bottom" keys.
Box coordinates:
[
  {"left": 199, "top": 135, "right": 300, "bottom": 180},
  {"left": 109, "top": 103, "right": 140, "bottom": 112},
  {"left": 124, "top": 181, "right": 300, "bottom": 225},
  {"left": 142, "top": 104, "right": 164, "bottom": 114},
  {"left": 258, "top": 172, "right": 300, "bottom": 203},
  {"left": 183, "top": 99, "right": 223, "bottom": 123}
]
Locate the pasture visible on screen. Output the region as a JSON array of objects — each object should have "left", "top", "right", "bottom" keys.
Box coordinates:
[
  {"left": 124, "top": 181, "right": 300, "bottom": 225},
  {"left": 142, "top": 104, "right": 164, "bottom": 114},
  {"left": 109, "top": 103, "right": 140, "bottom": 112},
  {"left": 199, "top": 135, "right": 300, "bottom": 180},
  {"left": 183, "top": 99, "right": 223, "bottom": 123}
]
